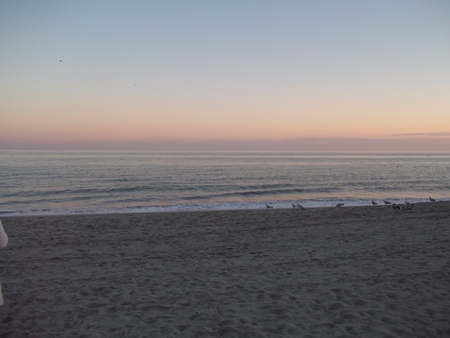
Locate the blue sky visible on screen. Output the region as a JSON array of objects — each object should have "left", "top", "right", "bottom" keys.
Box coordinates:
[{"left": 1, "top": 1, "right": 449, "bottom": 150}]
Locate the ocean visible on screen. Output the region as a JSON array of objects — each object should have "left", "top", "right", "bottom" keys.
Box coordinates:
[{"left": 1, "top": 151, "right": 449, "bottom": 216}]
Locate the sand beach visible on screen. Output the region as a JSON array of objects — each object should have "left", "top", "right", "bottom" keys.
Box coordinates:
[{"left": 0, "top": 202, "right": 449, "bottom": 337}]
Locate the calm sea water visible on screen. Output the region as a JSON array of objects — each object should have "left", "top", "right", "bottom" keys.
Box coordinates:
[{"left": 1, "top": 151, "right": 449, "bottom": 216}]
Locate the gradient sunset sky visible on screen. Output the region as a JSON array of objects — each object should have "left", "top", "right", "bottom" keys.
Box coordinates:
[{"left": 1, "top": 1, "right": 449, "bottom": 151}]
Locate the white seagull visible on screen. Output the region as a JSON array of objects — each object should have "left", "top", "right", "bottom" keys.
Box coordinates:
[{"left": 296, "top": 203, "right": 306, "bottom": 210}]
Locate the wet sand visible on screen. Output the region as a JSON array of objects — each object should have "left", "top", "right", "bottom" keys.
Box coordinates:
[{"left": 0, "top": 202, "right": 449, "bottom": 337}]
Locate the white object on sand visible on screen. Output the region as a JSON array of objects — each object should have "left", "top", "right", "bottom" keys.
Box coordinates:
[
  {"left": 0, "top": 220, "right": 7, "bottom": 249},
  {"left": 0, "top": 220, "right": 7, "bottom": 306}
]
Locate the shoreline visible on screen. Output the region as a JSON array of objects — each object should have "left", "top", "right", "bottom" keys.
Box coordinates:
[
  {"left": 2, "top": 198, "right": 447, "bottom": 218},
  {"left": 1, "top": 201, "right": 449, "bottom": 336}
]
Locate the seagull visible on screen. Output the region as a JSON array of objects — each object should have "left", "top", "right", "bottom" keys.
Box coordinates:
[
  {"left": 391, "top": 203, "right": 401, "bottom": 209},
  {"left": 292, "top": 203, "right": 298, "bottom": 209},
  {"left": 297, "top": 203, "right": 305, "bottom": 210},
  {"left": 265, "top": 204, "right": 273, "bottom": 209},
  {"left": 405, "top": 201, "right": 414, "bottom": 210},
  {"left": 372, "top": 200, "right": 378, "bottom": 206},
  {"left": 429, "top": 197, "right": 436, "bottom": 202},
  {"left": 335, "top": 203, "right": 345, "bottom": 208},
  {"left": 383, "top": 200, "right": 391, "bottom": 205}
]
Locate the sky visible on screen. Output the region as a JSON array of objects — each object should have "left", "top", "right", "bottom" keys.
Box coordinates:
[{"left": 1, "top": 0, "right": 450, "bottom": 151}]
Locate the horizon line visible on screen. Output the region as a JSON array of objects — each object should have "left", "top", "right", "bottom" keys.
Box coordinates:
[{"left": 1, "top": 137, "right": 450, "bottom": 152}]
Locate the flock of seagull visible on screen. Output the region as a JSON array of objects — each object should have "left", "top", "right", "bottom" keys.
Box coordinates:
[{"left": 265, "top": 197, "right": 438, "bottom": 210}]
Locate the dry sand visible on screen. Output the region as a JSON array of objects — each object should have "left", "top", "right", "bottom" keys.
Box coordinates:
[{"left": 0, "top": 202, "right": 449, "bottom": 337}]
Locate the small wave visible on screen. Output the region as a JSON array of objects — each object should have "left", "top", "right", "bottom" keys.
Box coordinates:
[
  {"left": 3, "top": 197, "right": 447, "bottom": 217},
  {"left": 182, "top": 187, "right": 340, "bottom": 201}
]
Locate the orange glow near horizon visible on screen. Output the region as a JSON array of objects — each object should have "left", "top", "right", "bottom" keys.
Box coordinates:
[{"left": 2, "top": 95, "right": 450, "bottom": 143}]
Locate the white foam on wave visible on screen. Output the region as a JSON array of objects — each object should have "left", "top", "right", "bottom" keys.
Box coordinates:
[{"left": 2, "top": 197, "right": 446, "bottom": 217}]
